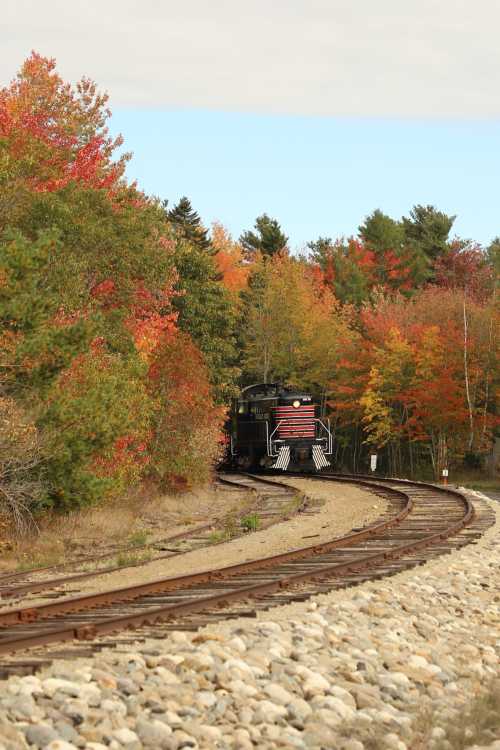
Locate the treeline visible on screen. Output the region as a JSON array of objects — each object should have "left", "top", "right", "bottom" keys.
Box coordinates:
[
  {"left": 0, "top": 55, "right": 498, "bottom": 528},
  {"left": 236, "top": 212, "right": 498, "bottom": 478}
]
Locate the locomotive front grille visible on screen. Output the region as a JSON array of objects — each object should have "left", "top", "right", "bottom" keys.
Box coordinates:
[{"left": 273, "top": 405, "right": 316, "bottom": 439}]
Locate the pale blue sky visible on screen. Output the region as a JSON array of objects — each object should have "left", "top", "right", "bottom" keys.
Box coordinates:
[
  {"left": 4, "top": 1, "right": 500, "bottom": 249},
  {"left": 110, "top": 110, "right": 500, "bottom": 251}
]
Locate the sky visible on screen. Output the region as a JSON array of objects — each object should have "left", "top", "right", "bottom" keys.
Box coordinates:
[{"left": 3, "top": 0, "right": 500, "bottom": 248}]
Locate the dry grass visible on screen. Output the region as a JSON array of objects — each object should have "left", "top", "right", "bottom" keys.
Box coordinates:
[
  {"left": 420, "top": 680, "right": 500, "bottom": 750},
  {"left": 338, "top": 678, "right": 500, "bottom": 750}
]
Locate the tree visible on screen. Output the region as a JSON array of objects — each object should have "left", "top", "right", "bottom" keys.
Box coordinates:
[
  {"left": 359, "top": 288, "right": 499, "bottom": 477},
  {"left": 211, "top": 222, "right": 250, "bottom": 293},
  {"left": 486, "top": 237, "right": 500, "bottom": 280},
  {"left": 148, "top": 332, "right": 223, "bottom": 489},
  {"left": 308, "top": 238, "right": 374, "bottom": 305},
  {"left": 167, "top": 197, "right": 211, "bottom": 252},
  {"left": 167, "top": 230, "right": 239, "bottom": 402},
  {"left": 240, "top": 214, "right": 288, "bottom": 259},
  {"left": 40, "top": 348, "right": 153, "bottom": 509},
  {"left": 433, "top": 240, "right": 494, "bottom": 302},
  {"left": 0, "top": 392, "right": 44, "bottom": 533},
  {"left": 358, "top": 209, "right": 405, "bottom": 256},
  {"left": 241, "top": 253, "right": 352, "bottom": 390},
  {"left": 0, "top": 187, "right": 177, "bottom": 395},
  {"left": 0, "top": 54, "right": 231, "bottom": 509},
  {"left": 402, "top": 204, "right": 455, "bottom": 263},
  {"left": 308, "top": 236, "right": 423, "bottom": 305},
  {"left": 165, "top": 204, "right": 241, "bottom": 401},
  {"left": 0, "top": 52, "right": 127, "bottom": 213}
]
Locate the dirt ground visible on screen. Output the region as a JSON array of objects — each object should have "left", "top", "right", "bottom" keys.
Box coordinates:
[{"left": 7, "top": 478, "right": 387, "bottom": 606}]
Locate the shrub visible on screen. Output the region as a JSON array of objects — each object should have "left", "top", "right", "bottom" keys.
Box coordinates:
[
  {"left": 40, "top": 348, "right": 153, "bottom": 509},
  {"left": 0, "top": 394, "right": 45, "bottom": 534}
]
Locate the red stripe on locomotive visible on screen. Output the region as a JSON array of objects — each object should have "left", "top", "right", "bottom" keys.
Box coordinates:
[{"left": 273, "top": 404, "right": 317, "bottom": 440}]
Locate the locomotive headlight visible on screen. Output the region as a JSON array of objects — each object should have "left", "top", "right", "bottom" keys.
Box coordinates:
[{"left": 293, "top": 400, "right": 301, "bottom": 408}]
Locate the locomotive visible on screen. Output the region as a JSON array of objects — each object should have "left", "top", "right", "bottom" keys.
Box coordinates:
[{"left": 228, "top": 383, "right": 333, "bottom": 472}]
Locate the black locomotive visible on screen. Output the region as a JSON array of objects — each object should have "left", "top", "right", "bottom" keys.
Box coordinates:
[{"left": 228, "top": 383, "right": 333, "bottom": 472}]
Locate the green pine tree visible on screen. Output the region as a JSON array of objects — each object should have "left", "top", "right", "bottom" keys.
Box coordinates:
[
  {"left": 487, "top": 237, "right": 500, "bottom": 278},
  {"left": 167, "top": 197, "right": 212, "bottom": 252},
  {"left": 402, "top": 204, "right": 455, "bottom": 262},
  {"left": 168, "top": 236, "right": 239, "bottom": 402},
  {"left": 358, "top": 209, "right": 405, "bottom": 255},
  {"left": 240, "top": 214, "right": 288, "bottom": 258}
]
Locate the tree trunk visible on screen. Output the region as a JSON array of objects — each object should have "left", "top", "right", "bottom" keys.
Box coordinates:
[
  {"left": 463, "top": 297, "right": 474, "bottom": 451},
  {"left": 436, "top": 431, "right": 448, "bottom": 481}
]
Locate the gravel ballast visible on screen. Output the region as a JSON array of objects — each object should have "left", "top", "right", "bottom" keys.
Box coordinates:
[{"left": 0, "top": 490, "right": 497, "bottom": 750}]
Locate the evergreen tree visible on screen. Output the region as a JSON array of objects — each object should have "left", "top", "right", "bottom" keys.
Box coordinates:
[
  {"left": 402, "top": 204, "right": 455, "bottom": 262},
  {"left": 167, "top": 196, "right": 212, "bottom": 252},
  {"left": 168, "top": 234, "right": 239, "bottom": 402},
  {"left": 307, "top": 236, "right": 334, "bottom": 266},
  {"left": 358, "top": 209, "right": 405, "bottom": 255},
  {"left": 240, "top": 214, "right": 288, "bottom": 258},
  {"left": 307, "top": 237, "right": 373, "bottom": 305}
]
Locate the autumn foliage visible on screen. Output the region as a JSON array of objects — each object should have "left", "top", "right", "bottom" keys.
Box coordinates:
[
  {"left": 0, "top": 52, "right": 127, "bottom": 195},
  {"left": 0, "top": 54, "right": 224, "bottom": 514},
  {"left": 328, "top": 289, "right": 499, "bottom": 476},
  {"left": 0, "top": 52, "right": 498, "bottom": 522},
  {"left": 212, "top": 222, "right": 249, "bottom": 293},
  {"left": 149, "top": 332, "right": 224, "bottom": 488},
  {"left": 241, "top": 227, "right": 498, "bottom": 479}
]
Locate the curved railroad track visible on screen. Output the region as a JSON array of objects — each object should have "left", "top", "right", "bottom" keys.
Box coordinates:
[
  {"left": 0, "top": 473, "right": 306, "bottom": 603},
  {"left": 0, "top": 472, "right": 494, "bottom": 676}
]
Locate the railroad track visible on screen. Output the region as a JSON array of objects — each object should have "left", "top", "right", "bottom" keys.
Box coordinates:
[
  {"left": 0, "top": 473, "right": 494, "bottom": 676},
  {"left": 0, "top": 473, "right": 306, "bottom": 604}
]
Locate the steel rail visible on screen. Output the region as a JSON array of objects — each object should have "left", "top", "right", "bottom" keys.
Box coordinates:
[
  {"left": 0, "top": 474, "right": 261, "bottom": 590},
  {"left": 0, "top": 474, "right": 480, "bottom": 658},
  {"left": 0, "top": 476, "right": 408, "bottom": 627},
  {"left": 0, "top": 473, "right": 291, "bottom": 601}
]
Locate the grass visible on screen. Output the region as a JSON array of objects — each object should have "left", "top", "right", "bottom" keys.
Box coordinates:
[
  {"left": 415, "top": 679, "right": 500, "bottom": 749},
  {"left": 115, "top": 549, "right": 153, "bottom": 568},
  {"left": 208, "top": 506, "right": 262, "bottom": 543},
  {"left": 127, "top": 529, "right": 149, "bottom": 547},
  {"left": 0, "top": 480, "right": 242, "bottom": 575},
  {"left": 281, "top": 492, "right": 308, "bottom": 518},
  {"left": 14, "top": 544, "right": 67, "bottom": 572},
  {"left": 338, "top": 678, "right": 500, "bottom": 750},
  {"left": 207, "top": 530, "right": 230, "bottom": 545},
  {"left": 459, "top": 478, "right": 500, "bottom": 493},
  {"left": 241, "top": 513, "right": 260, "bottom": 532}
]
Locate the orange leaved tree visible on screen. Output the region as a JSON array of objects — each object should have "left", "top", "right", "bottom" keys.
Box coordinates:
[
  {"left": 148, "top": 332, "right": 224, "bottom": 490},
  {"left": 0, "top": 51, "right": 127, "bottom": 201}
]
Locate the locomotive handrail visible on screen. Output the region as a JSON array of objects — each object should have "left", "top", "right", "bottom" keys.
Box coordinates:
[
  {"left": 267, "top": 421, "right": 280, "bottom": 457},
  {"left": 316, "top": 418, "right": 333, "bottom": 455}
]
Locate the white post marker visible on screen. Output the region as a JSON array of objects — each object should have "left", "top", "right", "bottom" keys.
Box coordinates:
[
  {"left": 370, "top": 454, "right": 377, "bottom": 472},
  {"left": 442, "top": 468, "right": 449, "bottom": 485}
]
